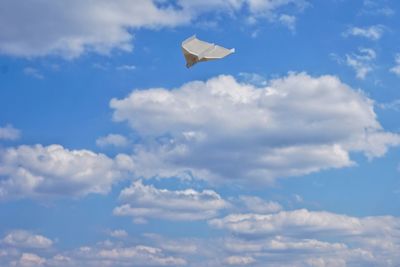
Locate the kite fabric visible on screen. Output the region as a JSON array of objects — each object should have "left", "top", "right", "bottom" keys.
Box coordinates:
[{"left": 181, "top": 35, "right": 235, "bottom": 68}]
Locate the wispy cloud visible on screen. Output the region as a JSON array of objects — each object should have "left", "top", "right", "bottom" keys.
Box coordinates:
[
  {"left": 390, "top": 54, "right": 400, "bottom": 76},
  {"left": 116, "top": 65, "right": 136, "bottom": 71},
  {"left": 343, "top": 25, "right": 385, "bottom": 40},
  {"left": 334, "top": 48, "right": 376, "bottom": 79},
  {"left": 23, "top": 67, "right": 44, "bottom": 79},
  {"left": 360, "top": 0, "right": 395, "bottom": 16}
]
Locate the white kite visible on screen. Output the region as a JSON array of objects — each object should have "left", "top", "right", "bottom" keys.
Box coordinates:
[{"left": 182, "top": 35, "right": 235, "bottom": 68}]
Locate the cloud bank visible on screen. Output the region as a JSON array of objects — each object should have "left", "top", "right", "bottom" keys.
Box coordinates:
[
  {"left": 0, "top": 144, "right": 133, "bottom": 199},
  {"left": 0, "top": 0, "right": 308, "bottom": 58},
  {"left": 111, "top": 73, "right": 400, "bottom": 184}
]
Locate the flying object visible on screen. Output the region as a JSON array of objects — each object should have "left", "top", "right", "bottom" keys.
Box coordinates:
[{"left": 182, "top": 35, "right": 235, "bottom": 68}]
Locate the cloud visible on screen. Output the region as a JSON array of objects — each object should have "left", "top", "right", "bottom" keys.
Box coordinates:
[
  {"left": 224, "top": 255, "right": 256, "bottom": 265},
  {"left": 237, "top": 195, "right": 282, "bottom": 213},
  {"left": 390, "top": 54, "right": 400, "bottom": 76},
  {"left": 96, "top": 134, "right": 130, "bottom": 148},
  {"left": 114, "top": 180, "right": 228, "bottom": 221},
  {"left": 0, "top": 0, "right": 188, "bottom": 58},
  {"left": 109, "top": 229, "right": 128, "bottom": 239},
  {"left": 210, "top": 209, "right": 400, "bottom": 266},
  {"left": 0, "top": 144, "right": 133, "bottom": 199},
  {"left": 378, "top": 99, "right": 400, "bottom": 111},
  {"left": 95, "top": 245, "right": 186, "bottom": 266},
  {"left": 279, "top": 14, "right": 296, "bottom": 31},
  {"left": 110, "top": 73, "right": 399, "bottom": 185},
  {"left": 209, "top": 209, "right": 399, "bottom": 236},
  {"left": 345, "top": 48, "right": 376, "bottom": 79},
  {"left": 0, "top": 124, "right": 20, "bottom": 141},
  {"left": 1, "top": 223, "right": 399, "bottom": 266},
  {"left": 66, "top": 244, "right": 187, "bottom": 266},
  {"left": 116, "top": 65, "right": 136, "bottom": 71},
  {"left": 0, "top": 238, "right": 187, "bottom": 267},
  {"left": 15, "top": 253, "right": 46, "bottom": 267},
  {"left": 0, "top": 0, "right": 308, "bottom": 58},
  {"left": 2, "top": 230, "right": 52, "bottom": 249},
  {"left": 361, "top": 0, "right": 395, "bottom": 16},
  {"left": 23, "top": 67, "right": 44, "bottom": 79},
  {"left": 343, "top": 25, "right": 385, "bottom": 40}
]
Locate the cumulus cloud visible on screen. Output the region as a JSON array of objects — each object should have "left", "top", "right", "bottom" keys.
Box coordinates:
[
  {"left": 110, "top": 73, "right": 399, "bottom": 184},
  {"left": 114, "top": 180, "right": 228, "bottom": 221},
  {"left": 209, "top": 209, "right": 400, "bottom": 236},
  {"left": 0, "top": 144, "right": 133, "bottom": 199},
  {"left": 0, "top": 0, "right": 308, "bottom": 58},
  {"left": 224, "top": 255, "right": 256, "bottom": 265},
  {"left": 95, "top": 245, "right": 186, "bottom": 266},
  {"left": 96, "top": 134, "right": 130, "bottom": 148},
  {"left": 1, "top": 224, "right": 399, "bottom": 266},
  {"left": 0, "top": 238, "right": 186, "bottom": 267},
  {"left": 343, "top": 25, "right": 385, "bottom": 40},
  {"left": 0, "top": 0, "right": 188, "bottom": 58},
  {"left": 210, "top": 209, "right": 400, "bottom": 266},
  {"left": 15, "top": 253, "right": 46, "bottom": 267},
  {"left": 2, "top": 230, "right": 52, "bottom": 249},
  {"left": 0, "top": 124, "right": 20, "bottom": 141}
]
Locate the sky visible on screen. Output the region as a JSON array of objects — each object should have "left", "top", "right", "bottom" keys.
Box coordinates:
[{"left": 0, "top": 0, "right": 400, "bottom": 266}]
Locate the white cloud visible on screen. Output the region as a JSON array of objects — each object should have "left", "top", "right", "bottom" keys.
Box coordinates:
[
  {"left": 345, "top": 48, "right": 376, "bottom": 79},
  {"left": 96, "top": 134, "right": 130, "bottom": 148},
  {"left": 237, "top": 195, "right": 282, "bottom": 213},
  {"left": 390, "top": 54, "right": 400, "bottom": 76},
  {"left": 1, "top": 224, "right": 399, "bottom": 267},
  {"left": 279, "top": 14, "right": 296, "bottom": 31},
  {"left": 16, "top": 253, "right": 46, "bottom": 267},
  {"left": 0, "top": 239, "right": 187, "bottom": 267},
  {"left": 210, "top": 209, "right": 400, "bottom": 266},
  {"left": 224, "top": 236, "right": 347, "bottom": 253},
  {"left": 23, "top": 67, "right": 44, "bottom": 79},
  {"left": 2, "top": 231, "right": 52, "bottom": 249},
  {"left": 224, "top": 255, "right": 256, "bottom": 265},
  {"left": 114, "top": 180, "right": 228, "bottom": 221},
  {"left": 209, "top": 209, "right": 400, "bottom": 236},
  {"left": 63, "top": 243, "right": 187, "bottom": 266},
  {"left": 96, "top": 245, "right": 186, "bottom": 265},
  {"left": 343, "top": 25, "right": 385, "bottom": 40},
  {"left": 111, "top": 73, "right": 399, "bottom": 184},
  {"left": 0, "top": 144, "right": 133, "bottom": 199},
  {"left": 116, "top": 65, "right": 136, "bottom": 71},
  {"left": 0, "top": 0, "right": 188, "bottom": 58},
  {"left": 379, "top": 99, "right": 400, "bottom": 111},
  {"left": 0, "top": 124, "right": 20, "bottom": 141},
  {"left": 109, "top": 229, "right": 128, "bottom": 238},
  {"left": 0, "top": 0, "right": 308, "bottom": 58},
  {"left": 361, "top": 0, "right": 395, "bottom": 17}
]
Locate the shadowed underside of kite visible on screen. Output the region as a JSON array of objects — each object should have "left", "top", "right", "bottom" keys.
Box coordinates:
[{"left": 182, "top": 35, "right": 235, "bottom": 68}]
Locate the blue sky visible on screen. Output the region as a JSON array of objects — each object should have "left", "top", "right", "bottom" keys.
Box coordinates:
[{"left": 1, "top": 0, "right": 400, "bottom": 266}]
